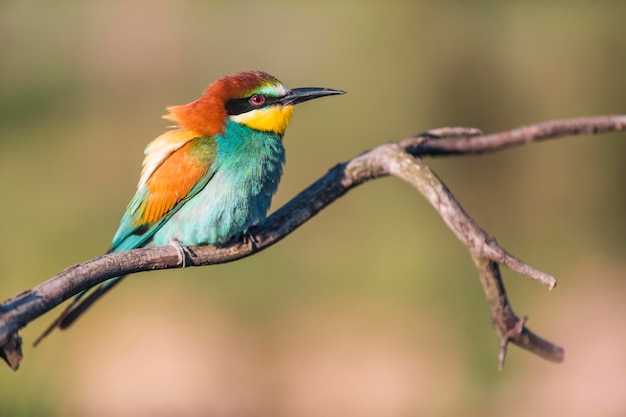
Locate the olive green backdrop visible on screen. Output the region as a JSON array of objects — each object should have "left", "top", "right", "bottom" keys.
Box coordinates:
[{"left": 1, "top": 1, "right": 625, "bottom": 416}]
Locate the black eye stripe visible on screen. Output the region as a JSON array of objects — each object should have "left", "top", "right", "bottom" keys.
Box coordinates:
[
  {"left": 224, "top": 98, "right": 251, "bottom": 115},
  {"left": 225, "top": 95, "right": 280, "bottom": 115}
]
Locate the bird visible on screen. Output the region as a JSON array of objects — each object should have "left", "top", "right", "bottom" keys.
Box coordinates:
[{"left": 35, "top": 71, "right": 345, "bottom": 344}]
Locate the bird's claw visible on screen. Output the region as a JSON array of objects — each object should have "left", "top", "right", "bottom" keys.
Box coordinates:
[
  {"left": 242, "top": 229, "right": 259, "bottom": 250},
  {"left": 169, "top": 239, "right": 191, "bottom": 268}
]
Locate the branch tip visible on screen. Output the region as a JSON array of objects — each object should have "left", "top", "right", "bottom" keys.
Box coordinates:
[
  {"left": 485, "top": 241, "right": 557, "bottom": 289},
  {"left": 0, "top": 332, "right": 22, "bottom": 371},
  {"left": 498, "top": 337, "right": 509, "bottom": 372}
]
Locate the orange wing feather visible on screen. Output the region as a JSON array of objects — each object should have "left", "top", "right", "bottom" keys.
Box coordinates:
[{"left": 139, "top": 141, "right": 210, "bottom": 225}]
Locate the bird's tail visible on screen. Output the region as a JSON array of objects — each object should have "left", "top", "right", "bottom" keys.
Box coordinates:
[{"left": 33, "top": 276, "right": 126, "bottom": 346}]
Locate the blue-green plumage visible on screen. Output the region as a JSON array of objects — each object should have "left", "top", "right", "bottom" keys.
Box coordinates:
[
  {"left": 151, "top": 121, "right": 285, "bottom": 246},
  {"left": 111, "top": 122, "right": 284, "bottom": 251},
  {"left": 36, "top": 71, "right": 344, "bottom": 343}
]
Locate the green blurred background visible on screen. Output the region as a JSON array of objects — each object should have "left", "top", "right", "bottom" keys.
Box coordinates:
[{"left": 2, "top": 1, "right": 626, "bottom": 416}]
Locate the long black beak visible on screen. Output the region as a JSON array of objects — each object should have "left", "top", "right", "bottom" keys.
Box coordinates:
[{"left": 280, "top": 87, "right": 346, "bottom": 106}]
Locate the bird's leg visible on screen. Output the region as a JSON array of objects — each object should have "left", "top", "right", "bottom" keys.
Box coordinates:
[
  {"left": 169, "top": 239, "right": 191, "bottom": 268},
  {"left": 242, "top": 228, "right": 259, "bottom": 251}
]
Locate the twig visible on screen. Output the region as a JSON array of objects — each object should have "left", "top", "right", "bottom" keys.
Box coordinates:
[
  {"left": 2, "top": 115, "right": 625, "bottom": 370},
  {"left": 406, "top": 115, "right": 626, "bottom": 155}
]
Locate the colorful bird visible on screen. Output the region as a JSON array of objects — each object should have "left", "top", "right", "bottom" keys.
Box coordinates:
[{"left": 36, "top": 71, "right": 345, "bottom": 344}]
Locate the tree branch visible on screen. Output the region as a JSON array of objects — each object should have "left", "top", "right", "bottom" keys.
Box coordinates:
[{"left": 2, "top": 115, "right": 625, "bottom": 371}]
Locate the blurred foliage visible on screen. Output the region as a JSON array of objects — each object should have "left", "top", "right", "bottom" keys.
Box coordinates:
[{"left": 1, "top": 1, "right": 626, "bottom": 416}]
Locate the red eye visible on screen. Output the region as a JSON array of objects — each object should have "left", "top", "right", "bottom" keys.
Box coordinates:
[{"left": 249, "top": 94, "right": 266, "bottom": 106}]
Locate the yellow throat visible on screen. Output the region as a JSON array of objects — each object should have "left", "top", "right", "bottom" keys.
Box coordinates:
[{"left": 229, "top": 105, "right": 294, "bottom": 135}]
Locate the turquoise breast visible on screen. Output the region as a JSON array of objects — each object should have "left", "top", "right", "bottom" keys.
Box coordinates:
[{"left": 151, "top": 121, "right": 285, "bottom": 246}]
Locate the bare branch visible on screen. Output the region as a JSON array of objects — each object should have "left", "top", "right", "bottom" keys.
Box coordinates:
[
  {"left": 2, "top": 115, "right": 625, "bottom": 370},
  {"left": 404, "top": 115, "right": 626, "bottom": 155}
]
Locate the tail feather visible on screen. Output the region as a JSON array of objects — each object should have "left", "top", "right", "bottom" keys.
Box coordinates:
[
  {"left": 34, "top": 276, "right": 126, "bottom": 346},
  {"left": 59, "top": 276, "right": 126, "bottom": 329}
]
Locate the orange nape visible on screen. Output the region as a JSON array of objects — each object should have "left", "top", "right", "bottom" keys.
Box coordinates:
[{"left": 164, "top": 71, "right": 280, "bottom": 136}]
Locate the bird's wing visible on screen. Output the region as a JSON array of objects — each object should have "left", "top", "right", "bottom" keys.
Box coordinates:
[
  {"left": 34, "top": 130, "right": 218, "bottom": 344},
  {"left": 111, "top": 130, "right": 217, "bottom": 251}
]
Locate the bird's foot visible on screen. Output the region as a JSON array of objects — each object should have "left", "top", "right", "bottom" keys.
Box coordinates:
[
  {"left": 242, "top": 228, "right": 259, "bottom": 251},
  {"left": 169, "top": 239, "right": 191, "bottom": 268}
]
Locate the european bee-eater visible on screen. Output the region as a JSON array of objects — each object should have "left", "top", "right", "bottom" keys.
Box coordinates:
[{"left": 37, "top": 71, "right": 345, "bottom": 344}]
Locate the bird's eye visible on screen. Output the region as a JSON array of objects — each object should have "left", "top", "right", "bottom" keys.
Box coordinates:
[{"left": 249, "top": 94, "right": 266, "bottom": 106}]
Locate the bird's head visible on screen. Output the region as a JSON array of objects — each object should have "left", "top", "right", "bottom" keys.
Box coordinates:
[{"left": 164, "top": 71, "right": 345, "bottom": 136}]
